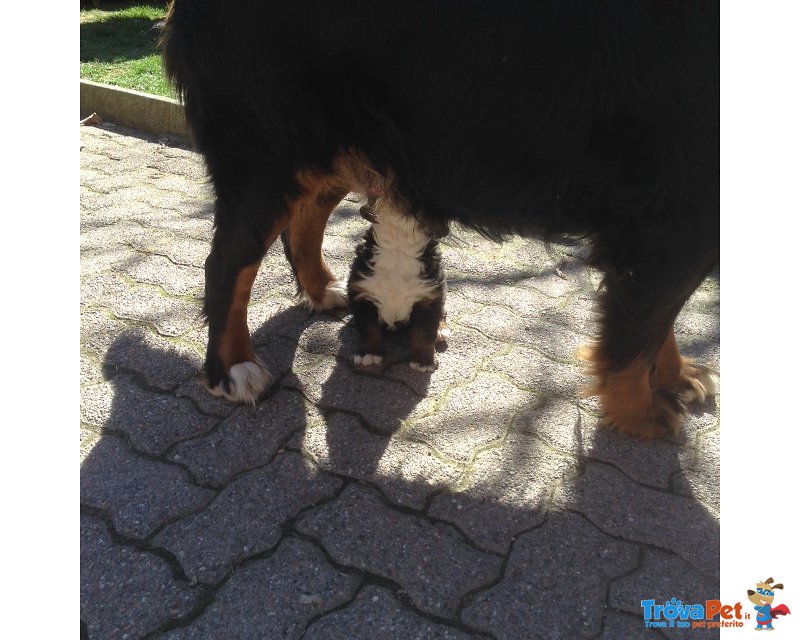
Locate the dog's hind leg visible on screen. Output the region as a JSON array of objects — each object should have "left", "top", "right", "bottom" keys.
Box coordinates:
[
  {"left": 585, "top": 251, "right": 718, "bottom": 439},
  {"left": 281, "top": 175, "right": 350, "bottom": 311}
]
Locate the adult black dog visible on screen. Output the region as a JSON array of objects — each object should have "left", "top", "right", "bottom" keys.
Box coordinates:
[{"left": 162, "top": 0, "right": 719, "bottom": 439}]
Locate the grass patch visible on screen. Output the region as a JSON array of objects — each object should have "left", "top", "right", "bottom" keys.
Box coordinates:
[{"left": 80, "top": 2, "right": 175, "bottom": 98}]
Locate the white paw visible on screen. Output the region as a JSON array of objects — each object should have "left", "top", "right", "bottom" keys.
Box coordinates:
[
  {"left": 436, "top": 323, "right": 451, "bottom": 343},
  {"left": 679, "top": 367, "right": 720, "bottom": 405},
  {"left": 300, "top": 280, "right": 348, "bottom": 311},
  {"left": 207, "top": 360, "right": 273, "bottom": 406},
  {"left": 354, "top": 353, "right": 384, "bottom": 367},
  {"left": 409, "top": 359, "right": 438, "bottom": 373}
]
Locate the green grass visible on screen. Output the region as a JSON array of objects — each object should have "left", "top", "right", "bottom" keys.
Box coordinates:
[{"left": 80, "top": 3, "right": 175, "bottom": 99}]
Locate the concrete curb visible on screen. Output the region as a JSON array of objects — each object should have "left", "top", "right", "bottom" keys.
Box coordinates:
[{"left": 80, "top": 79, "right": 191, "bottom": 141}]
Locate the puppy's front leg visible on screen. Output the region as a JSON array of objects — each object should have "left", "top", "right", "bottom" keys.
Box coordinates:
[{"left": 351, "top": 298, "right": 385, "bottom": 367}]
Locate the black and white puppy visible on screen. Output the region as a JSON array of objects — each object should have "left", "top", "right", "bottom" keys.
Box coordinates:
[{"left": 348, "top": 197, "right": 449, "bottom": 371}]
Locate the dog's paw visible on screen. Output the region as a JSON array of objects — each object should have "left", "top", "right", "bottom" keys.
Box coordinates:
[
  {"left": 300, "top": 280, "right": 348, "bottom": 311},
  {"left": 678, "top": 363, "right": 720, "bottom": 405},
  {"left": 354, "top": 353, "right": 383, "bottom": 367},
  {"left": 206, "top": 360, "right": 273, "bottom": 405},
  {"left": 436, "top": 320, "right": 451, "bottom": 343},
  {"left": 409, "top": 359, "right": 438, "bottom": 373}
]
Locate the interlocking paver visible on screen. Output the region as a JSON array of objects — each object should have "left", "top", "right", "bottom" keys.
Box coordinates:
[
  {"left": 80, "top": 374, "right": 218, "bottom": 456},
  {"left": 153, "top": 452, "right": 342, "bottom": 584},
  {"left": 296, "top": 412, "right": 462, "bottom": 509},
  {"left": 170, "top": 390, "right": 319, "bottom": 487},
  {"left": 160, "top": 538, "right": 359, "bottom": 640},
  {"left": 304, "top": 585, "right": 481, "bottom": 640},
  {"left": 609, "top": 548, "right": 720, "bottom": 639},
  {"left": 557, "top": 463, "right": 720, "bottom": 577},
  {"left": 81, "top": 435, "right": 214, "bottom": 540},
  {"left": 81, "top": 515, "right": 201, "bottom": 639},
  {"left": 462, "top": 512, "right": 638, "bottom": 640},
  {"left": 80, "top": 124, "right": 720, "bottom": 639},
  {"left": 296, "top": 484, "right": 503, "bottom": 617},
  {"left": 429, "top": 431, "right": 579, "bottom": 553}
]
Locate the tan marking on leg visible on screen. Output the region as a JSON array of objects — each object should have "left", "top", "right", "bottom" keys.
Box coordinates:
[
  {"left": 218, "top": 221, "right": 289, "bottom": 372},
  {"left": 651, "top": 326, "right": 682, "bottom": 390},
  {"left": 582, "top": 345, "right": 680, "bottom": 440},
  {"left": 287, "top": 170, "right": 350, "bottom": 305}
]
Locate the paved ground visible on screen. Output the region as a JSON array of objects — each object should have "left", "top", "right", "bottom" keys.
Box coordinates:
[{"left": 80, "top": 123, "right": 721, "bottom": 640}]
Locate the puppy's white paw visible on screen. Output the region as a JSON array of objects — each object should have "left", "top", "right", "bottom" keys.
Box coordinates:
[
  {"left": 409, "top": 360, "right": 438, "bottom": 373},
  {"left": 354, "top": 353, "right": 384, "bottom": 367},
  {"left": 207, "top": 360, "right": 273, "bottom": 405},
  {"left": 436, "top": 322, "right": 451, "bottom": 343},
  {"left": 300, "top": 280, "right": 348, "bottom": 311}
]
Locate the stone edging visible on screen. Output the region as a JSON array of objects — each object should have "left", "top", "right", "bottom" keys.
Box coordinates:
[{"left": 80, "top": 79, "right": 191, "bottom": 141}]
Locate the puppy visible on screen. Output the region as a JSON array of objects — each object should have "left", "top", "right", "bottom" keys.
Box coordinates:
[{"left": 348, "top": 197, "right": 448, "bottom": 372}]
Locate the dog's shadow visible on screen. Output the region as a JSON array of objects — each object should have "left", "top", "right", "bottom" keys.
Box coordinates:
[{"left": 81, "top": 304, "right": 721, "bottom": 639}]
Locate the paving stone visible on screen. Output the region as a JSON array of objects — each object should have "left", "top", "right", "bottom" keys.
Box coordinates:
[
  {"left": 429, "top": 431, "right": 578, "bottom": 553},
  {"left": 81, "top": 312, "right": 202, "bottom": 391},
  {"left": 597, "top": 612, "right": 654, "bottom": 640},
  {"left": 80, "top": 375, "right": 219, "bottom": 456},
  {"left": 609, "top": 548, "right": 719, "bottom": 640},
  {"left": 557, "top": 463, "right": 719, "bottom": 577},
  {"left": 153, "top": 452, "right": 342, "bottom": 584},
  {"left": 462, "top": 512, "right": 638, "bottom": 640},
  {"left": 305, "top": 585, "right": 480, "bottom": 640},
  {"left": 81, "top": 515, "right": 200, "bottom": 640},
  {"left": 297, "top": 412, "right": 462, "bottom": 509},
  {"left": 161, "top": 538, "right": 359, "bottom": 640},
  {"left": 459, "top": 304, "right": 586, "bottom": 362},
  {"left": 485, "top": 344, "right": 588, "bottom": 397},
  {"left": 286, "top": 356, "right": 425, "bottom": 435},
  {"left": 383, "top": 325, "right": 508, "bottom": 398},
  {"left": 403, "top": 373, "right": 534, "bottom": 464},
  {"left": 672, "top": 425, "right": 720, "bottom": 514},
  {"left": 80, "top": 425, "right": 101, "bottom": 463},
  {"left": 296, "top": 484, "right": 503, "bottom": 617},
  {"left": 81, "top": 435, "right": 214, "bottom": 540},
  {"left": 170, "top": 390, "right": 320, "bottom": 487},
  {"left": 127, "top": 254, "right": 205, "bottom": 296},
  {"left": 102, "top": 283, "right": 204, "bottom": 336}
]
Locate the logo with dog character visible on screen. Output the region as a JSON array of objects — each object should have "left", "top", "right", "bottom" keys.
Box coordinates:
[{"left": 747, "top": 577, "right": 791, "bottom": 631}]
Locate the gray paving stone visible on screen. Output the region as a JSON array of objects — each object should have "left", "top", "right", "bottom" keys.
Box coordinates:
[
  {"left": 80, "top": 375, "right": 219, "bottom": 456},
  {"left": 485, "top": 344, "right": 589, "bottom": 397},
  {"left": 597, "top": 612, "right": 655, "bottom": 640},
  {"left": 383, "top": 325, "right": 508, "bottom": 398},
  {"left": 429, "top": 431, "right": 579, "bottom": 553},
  {"left": 297, "top": 412, "right": 462, "bottom": 509},
  {"left": 160, "top": 538, "right": 359, "bottom": 640},
  {"left": 462, "top": 512, "right": 638, "bottom": 640},
  {"left": 286, "top": 356, "right": 425, "bottom": 434},
  {"left": 305, "top": 585, "right": 480, "bottom": 640},
  {"left": 101, "top": 283, "right": 204, "bottom": 337},
  {"left": 557, "top": 463, "right": 719, "bottom": 577},
  {"left": 403, "top": 373, "right": 534, "bottom": 464},
  {"left": 296, "top": 484, "right": 503, "bottom": 617},
  {"left": 673, "top": 425, "right": 720, "bottom": 513},
  {"left": 81, "top": 435, "right": 214, "bottom": 540},
  {"left": 81, "top": 515, "right": 200, "bottom": 640},
  {"left": 81, "top": 311, "right": 203, "bottom": 391},
  {"left": 459, "top": 304, "right": 586, "bottom": 362},
  {"left": 154, "top": 452, "right": 342, "bottom": 584},
  {"left": 609, "top": 548, "right": 719, "bottom": 639},
  {"left": 170, "top": 390, "right": 319, "bottom": 487},
  {"left": 127, "top": 254, "right": 205, "bottom": 296}
]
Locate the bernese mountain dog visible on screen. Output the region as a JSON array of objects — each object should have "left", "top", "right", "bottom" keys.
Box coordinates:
[
  {"left": 348, "top": 196, "right": 448, "bottom": 372},
  {"left": 161, "top": 0, "right": 719, "bottom": 439}
]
